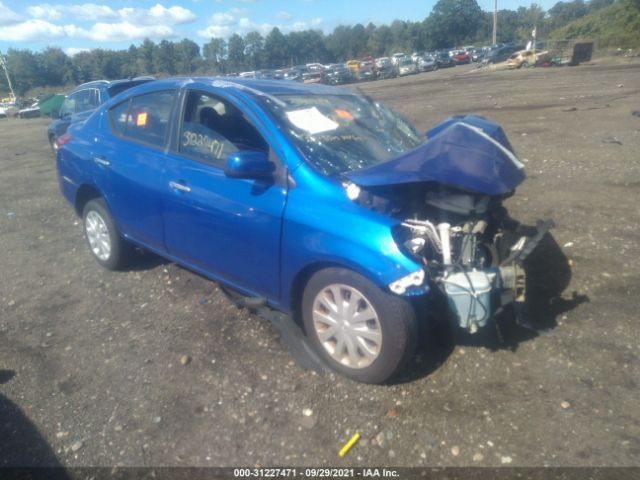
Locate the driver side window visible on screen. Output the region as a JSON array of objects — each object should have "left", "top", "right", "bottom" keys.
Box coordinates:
[{"left": 178, "top": 90, "right": 269, "bottom": 167}]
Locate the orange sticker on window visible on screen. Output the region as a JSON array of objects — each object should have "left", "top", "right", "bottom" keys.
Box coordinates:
[
  {"left": 335, "top": 109, "right": 353, "bottom": 120},
  {"left": 136, "top": 112, "right": 148, "bottom": 126}
]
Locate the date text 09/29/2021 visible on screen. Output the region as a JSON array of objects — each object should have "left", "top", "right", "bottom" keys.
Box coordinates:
[{"left": 233, "top": 468, "right": 400, "bottom": 478}]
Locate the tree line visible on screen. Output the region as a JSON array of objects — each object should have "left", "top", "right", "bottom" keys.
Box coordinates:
[{"left": 1, "top": 0, "right": 616, "bottom": 95}]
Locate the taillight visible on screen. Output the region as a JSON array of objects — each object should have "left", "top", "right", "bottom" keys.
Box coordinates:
[{"left": 56, "top": 133, "right": 72, "bottom": 147}]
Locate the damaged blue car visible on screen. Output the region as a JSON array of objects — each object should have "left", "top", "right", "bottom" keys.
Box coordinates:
[{"left": 57, "top": 77, "right": 553, "bottom": 383}]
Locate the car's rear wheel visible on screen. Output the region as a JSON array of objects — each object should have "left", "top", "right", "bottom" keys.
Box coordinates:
[
  {"left": 82, "top": 198, "right": 131, "bottom": 270},
  {"left": 302, "top": 268, "right": 417, "bottom": 384}
]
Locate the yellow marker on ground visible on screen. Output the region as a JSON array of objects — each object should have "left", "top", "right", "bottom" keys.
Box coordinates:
[{"left": 339, "top": 433, "right": 360, "bottom": 457}]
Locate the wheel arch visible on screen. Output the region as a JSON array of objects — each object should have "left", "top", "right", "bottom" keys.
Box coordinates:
[
  {"left": 288, "top": 260, "right": 382, "bottom": 328},
  {"left": 74, "top": 183, "right": 104, "bottom": 217}
]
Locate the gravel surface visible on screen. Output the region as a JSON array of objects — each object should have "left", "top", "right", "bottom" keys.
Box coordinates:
[{"left": 1, "top": 57, "right": 639, "bottom": 468}]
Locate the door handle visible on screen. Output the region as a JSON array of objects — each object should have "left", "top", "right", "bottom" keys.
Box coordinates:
[
  {"left": 93, "top": 156, "right": 110, "bottom": 167},
  {"left": 169, "top": 180, "right": 191, "bottom": 193}
]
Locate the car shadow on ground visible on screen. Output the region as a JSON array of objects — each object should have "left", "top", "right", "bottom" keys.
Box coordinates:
[
  {"left": 0, "top": 370, "right": 70, "bottom": 479},
  {"left": 125, "top": 248, "right": 169, "bottom": 272},
  {"left": 395, "top": 232, "right": 590, "bottom": 384}
]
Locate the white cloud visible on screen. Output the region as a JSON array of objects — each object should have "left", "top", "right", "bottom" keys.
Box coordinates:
[
  {"left": 275, "top": 11, "right": 293, "bottom": 21},
  {"left": 0, "top": 1, "right": 22, "bottom": 25},
  {"left": 119, "top": 4, "right": 196, "bottom": 25},
  {"left": 0, "top": 17, "right": 177, "bottom": 43},
  {"left": 64, "top": 47, "right": 90, "bottom": 56},
  {"left": 291, "top": 17, "right": 323, "bottom": 31},
  {"left": 197, "top": 10, "right": 324, "bottom": 39},
  {"left": 67, "top": 21, "right": 176, "bottom": 42},
  {"left": 28, "top": 3, "right": 117, "bottom": 21},
  {"left": 0, "top": 19, "right": 66, "bottom": 41},
  {"left": 27, "top": 2, "right": 195, "bottom": 25}
]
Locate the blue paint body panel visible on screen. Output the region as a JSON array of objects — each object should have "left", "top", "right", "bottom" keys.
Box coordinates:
[{"left": 57, "top": 77, "right": 525, "bottom": 315}]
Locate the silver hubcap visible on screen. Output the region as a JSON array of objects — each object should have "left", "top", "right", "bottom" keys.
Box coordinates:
[
  {"left": 85, "top": 210, "right": 111, "bottom": 261},
  {"left": 312, "top": 284, "right": 382, "bottom": 369}
]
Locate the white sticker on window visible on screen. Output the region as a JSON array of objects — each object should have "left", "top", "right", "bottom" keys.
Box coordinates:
[{"left": 285, "top": 107, "right": 339, "bottom": 135}]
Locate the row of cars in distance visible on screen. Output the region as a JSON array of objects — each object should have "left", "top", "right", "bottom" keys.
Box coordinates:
[{"left": 231, "top": 52, "right": 456, "bottom": 85}]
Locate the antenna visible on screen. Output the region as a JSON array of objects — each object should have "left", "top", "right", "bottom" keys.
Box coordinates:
[{"left": 0, "top": 52, "right": 17, "bottom": 103}]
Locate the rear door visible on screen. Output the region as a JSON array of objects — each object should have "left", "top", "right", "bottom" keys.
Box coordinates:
[
  {"left": 93, "top": 89, "right": 176, "bottom": 250},
  {"left": 162, "top": 88, "right": 287, "bottom": 299}
]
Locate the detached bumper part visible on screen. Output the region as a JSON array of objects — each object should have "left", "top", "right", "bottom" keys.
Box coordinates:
[{"left": 389, "top": 269, "right": 425, "bottom": 295}]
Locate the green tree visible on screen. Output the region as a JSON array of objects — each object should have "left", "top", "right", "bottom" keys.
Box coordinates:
[
  {"left": 244, "top": 31, "right": 264, "bottom": 69},
  {"left": 424, "top": 0, "right": 484, "bottom": 47},
  {"left": 136, "top": 38, "right": 155, "bottom": 75},
  {"left": 203, "top": 37, "right": 227, "bottom": 73},
  {"left": 153, "top": 40, "right": 176, "bottom": 75},
  {"left": 40, "top": 47, "right": 74, "bottom": 86},
  {"left": 227, "top": 33, "right": 246, "bottom": 71},
  {"left": 264, "top": 27, "right": 288, "bottom": 68},
  {"left": 174, "top": 38, "right": 201, "bottom": 74},
  {"left": 4, "top": 49, "right": 40, "bottom": 94}
]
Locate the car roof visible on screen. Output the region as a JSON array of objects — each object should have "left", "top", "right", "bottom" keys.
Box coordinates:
[{"left": 126, "top": 76, "right": 355, "bottom": 98}]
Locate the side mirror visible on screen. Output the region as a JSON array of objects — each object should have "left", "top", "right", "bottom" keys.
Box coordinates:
[{"left": 224, "top": 151, "right": 274, "bottom": 179}]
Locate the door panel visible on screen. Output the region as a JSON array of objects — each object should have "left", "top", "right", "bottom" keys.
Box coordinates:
[
  {"left": 163, "top": 159, "right": 287, "bottom": 298},
  {"left": 162, "top": 89, "right": 287, "bottom": 299}
]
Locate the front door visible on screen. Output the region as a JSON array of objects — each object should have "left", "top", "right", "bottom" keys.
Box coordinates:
[{"left": 162, "top": 89, "right": 287, "bottom": 300}]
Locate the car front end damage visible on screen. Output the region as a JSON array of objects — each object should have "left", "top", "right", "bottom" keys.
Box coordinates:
[{"left": 345, "top": 115, "right": 555, "bottom": 334}]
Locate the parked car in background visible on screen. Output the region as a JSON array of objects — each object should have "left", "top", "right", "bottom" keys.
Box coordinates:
[
  {"left": 482, "top": 44, "right": 526, "bottom": 64},
  {"left": 507, "top": 49, "right": 554, "bottom": 69},
  {"left": 391, "top": 53, "right": 407, "bottom": 65},
  {"left": 56, "top": 76, "right": 551, "bottom": 384},
  {"left": 417, "top": 55, "right": 438, "bottom": 72},
  {"left": 375, "top": 57, "right": 396, "bottom": 79},
  {"left": 435, "top": 52, "right": 455, "bottom": 68},
  {"left": 18, "top": 100, "right": 42, "bottom": 118},
  {"left": 356, "top": 65, "right": 376, "bottom": 82},
  {"left": 323, "top": 64, "right": 352, "bottom": 85},
  {"left": 453, "top": 51, "right": 471, "bottom": 64},
  {"left": 411, "top": 51, "right": 426, "bottom": 63},
  {"left": 47, "top": 77, "right": 154, "bottom": 154},
  {"left": 346, "top": 60, "right": 360, "bottom": 75},
  {"left": 398, "top": 58, "right": 417, "bottom": 76},
  {"left": 284, "top": 66, "right": 308, "bottom": 82}
]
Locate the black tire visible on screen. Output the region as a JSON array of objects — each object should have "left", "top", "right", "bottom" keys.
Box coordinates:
[
  {"left": 82, "top": 198, "right": 132, "bottom": 271},
  {"left": 301, "top": 268, "right": 417, "bottom": 384}
]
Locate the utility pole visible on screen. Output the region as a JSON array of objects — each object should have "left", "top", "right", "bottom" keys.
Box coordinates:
[
  {"left": 0, "top": 52, "right": 17, "bottom": 102},
  {"left": 492, "top": 0, "right": 497, "bottom": 45}
]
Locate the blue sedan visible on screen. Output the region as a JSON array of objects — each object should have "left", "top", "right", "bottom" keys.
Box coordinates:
[{"left": 57, "top": 77, "right": 551, "bottom": 383}]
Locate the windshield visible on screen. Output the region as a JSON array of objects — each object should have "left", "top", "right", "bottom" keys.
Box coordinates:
[{"left": 260, "top": 93, "right": 424, "bottom": 176}]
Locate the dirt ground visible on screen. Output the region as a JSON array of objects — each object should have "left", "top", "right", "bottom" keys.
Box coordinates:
[{"left": 1, "top": 58, "right": 639, "bottom": 469}]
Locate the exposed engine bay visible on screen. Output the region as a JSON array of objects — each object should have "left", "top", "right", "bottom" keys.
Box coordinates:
[{"left": 354, "top": 181, "right": 554, "bottom": 333}]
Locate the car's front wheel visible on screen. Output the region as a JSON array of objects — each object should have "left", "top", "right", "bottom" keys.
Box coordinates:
[
  {"left": 302, "top": 268, "right": 417, "bottom": 384},
  {"left": 82, "top": 198, "right": 131, "bottom": 270}
]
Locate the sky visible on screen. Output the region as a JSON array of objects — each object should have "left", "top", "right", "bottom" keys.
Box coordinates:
[{"left": 0, "top": 0, "right": 557, "bottom": 55}]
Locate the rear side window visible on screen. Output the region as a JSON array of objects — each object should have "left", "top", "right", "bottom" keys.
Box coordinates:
[{"left": 108, "top": 90, "right": 175, "bottom": 148}]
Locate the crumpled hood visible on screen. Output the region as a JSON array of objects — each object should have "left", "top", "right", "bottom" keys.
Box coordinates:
[{"left": 346, "top": 115, "right": 526, "bottom": 195}]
